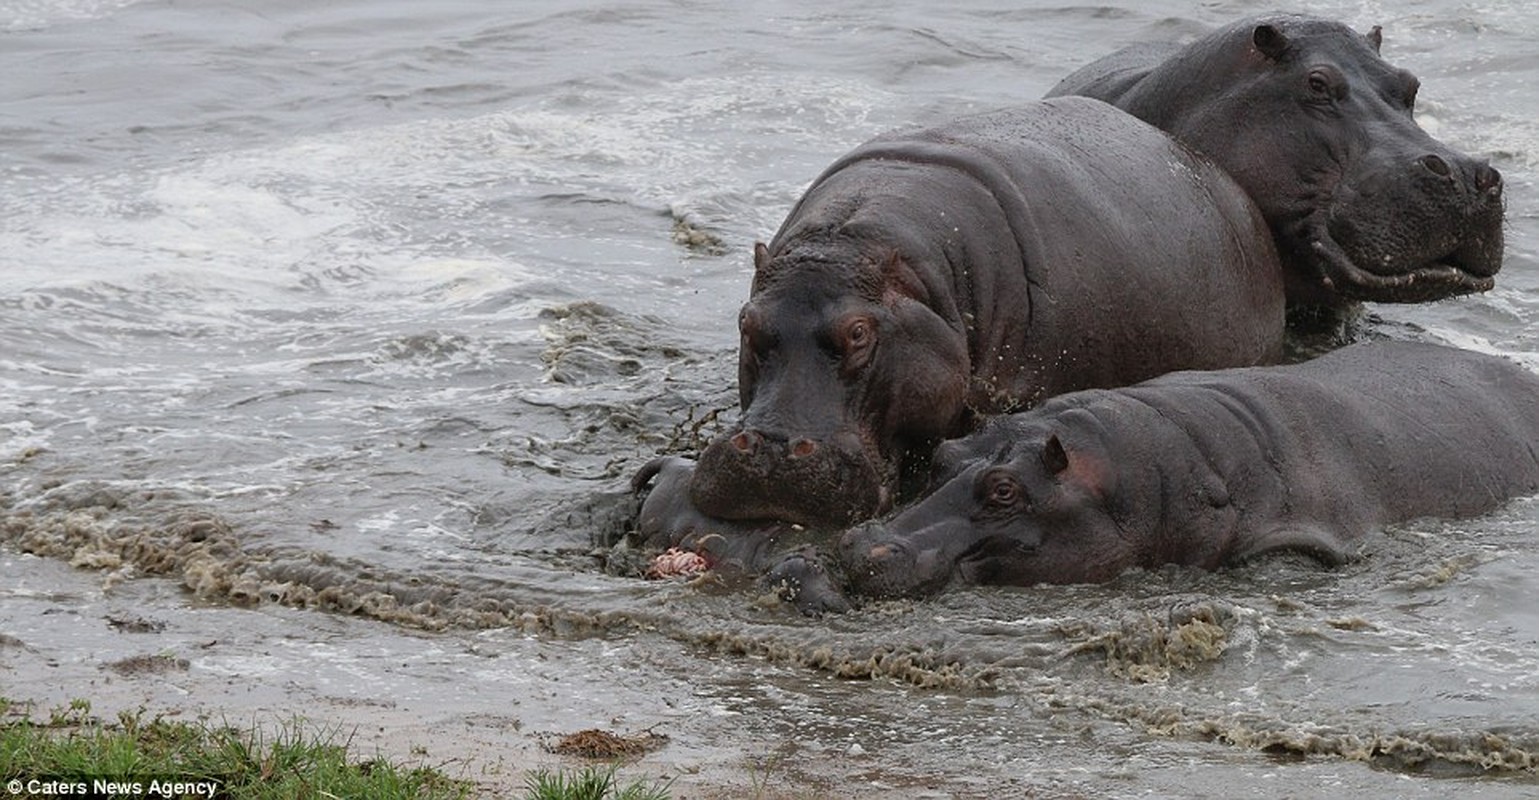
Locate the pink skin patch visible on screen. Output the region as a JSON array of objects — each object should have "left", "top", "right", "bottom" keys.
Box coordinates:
[{"left": 646, "top": 548, "right": 710, "bottom": 579}]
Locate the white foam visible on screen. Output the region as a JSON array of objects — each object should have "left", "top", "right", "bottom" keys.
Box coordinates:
[
  {"left": 0, "top": 420, "right": 49, "bottom": 464},
  {"left": 0, "top": 0, "right": 143, "bottom": 32},
  {"left": 1, "top": 69, "right": 895, "bottom": 339}
]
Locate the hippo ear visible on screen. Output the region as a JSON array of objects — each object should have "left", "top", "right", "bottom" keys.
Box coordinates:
[
  {"left": 1040, "top": 434, "right": 1070, "bottom": 475},
  {"left": 1366, "top": 25, "right": 1383, "bottom": 54},
  {"left": 753, "top": 241, "right": 771, "bottom": 273},
  {"left": 879, "top": 250, "right": 931, "bottom": 305},
  {"left": 1252, "top": 24, "right": 1290, "bottom": 61},
  {"left": 1042, "top": 434, "right": 1114, "bottom": 501},
  {"left": 751, "top": 242, "right": 777, "bottom": 292}
]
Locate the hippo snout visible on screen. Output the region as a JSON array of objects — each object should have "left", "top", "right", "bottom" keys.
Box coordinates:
[
  {"left": 721, "top": 430, "right": 822, "bottom": 460},
  {"left": 1320, "top": 144, "right": 1506, "bottom": 301},
  {"left": 1474, "top": 163, "right": 1503, "bottom": 197},
  {"left": 689, "top": 427, "right": 888, "bottom": 529},
  {"left": 1417, "top": 153, "right": 1502, "bottom": 201},
  {"left": 839, "top": 522, "right": 947, "bottom": 600},
  {"left": 1429, "top": 153, "right": 1505, "bottom": 278},
  {"left": 840, "top": 523, "right": 914, "bottom": 574}
]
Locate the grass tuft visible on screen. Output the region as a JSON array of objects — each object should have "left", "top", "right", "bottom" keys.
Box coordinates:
[
  {"left": 522, "top": 764, "right": 673, "bottom": 800},
  {"left": 0, "top": 698, "right": 472, "bottom": 799},
  {"left": 2, "top": 698, "right": 680, "bottom": 800}
]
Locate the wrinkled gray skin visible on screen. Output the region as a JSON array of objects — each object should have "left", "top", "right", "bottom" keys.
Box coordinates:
[
  {"left": 633, "top": 456, "right": 783, "bottom": 572},
  {"left": 682, "top": 96, "right": 1284, "bottom": 533},
  {"left": 632, "top": 456, "right": 850, "bottom": 614},
  {"left": 1048, "top": 14, "right": 1505, "bottom": 308},
  {"left": 842, "top": 342, "right": 1539, "bottom": 600}
]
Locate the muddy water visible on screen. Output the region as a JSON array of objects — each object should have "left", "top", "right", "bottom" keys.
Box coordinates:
[{"left": 2, "top": 0, "right": 1538, "bottom": 796}]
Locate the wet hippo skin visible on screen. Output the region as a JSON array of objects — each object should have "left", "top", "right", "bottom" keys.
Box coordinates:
[
  {"left": 679, "top": 95, "right": 1285, "bottom": 534},
  {"left": 1048, "top": 13, "right": 1505, "bottom": 308},
  {"left": 632, "top": 456, "right": 852, "bottom": 613},
  {"left": 843, "top": 341, "right": 1539, "bottom": 600}
]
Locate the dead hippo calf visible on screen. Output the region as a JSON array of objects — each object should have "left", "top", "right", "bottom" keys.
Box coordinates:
[
  {"left": 632, "top": 455, "right": 853, "bottom": 612},
  {"left": 843, "top": 341, "right": 1539, "bottom": 599}
]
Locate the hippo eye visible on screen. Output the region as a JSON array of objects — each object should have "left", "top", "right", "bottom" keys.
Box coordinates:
[
  {"left": 981, "top": 470, "right": 1024, "bottom": 510},
  {"left": 990, "top": 481, "right": 1018, "bottom": 506},
  {"left": 837, "top": 315, "right": 878, "bottom": 372},
  {"left": 1307, "top": 71, "right": 1331, "bottom": 96},
  {"left": 845, "top": 318, "right": 873, "bottom": 349},
  {"left": 739, "top": 308, "right": 775, "bottom": 363},
  {"left": 1306, "top": 68, "right": 1346, "bottom": 103}
]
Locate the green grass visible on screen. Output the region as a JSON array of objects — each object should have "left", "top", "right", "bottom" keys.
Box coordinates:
[
  {"left": 1, "top": 698, "right": 680, "bottom": 800},
  {"left": 521, "top": 764, "right": 673, "bottom": 800},
  {"left": 0, "top": 698, "right": 472, "bottom": 799}
]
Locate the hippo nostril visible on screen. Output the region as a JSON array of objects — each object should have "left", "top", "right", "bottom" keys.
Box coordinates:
[
  {"left": 869, "top": 544, "right": 896, "bottom": 561},
  {"left": 1419, "top": 154, "right": 1451, "bottom": 178},
  {"left": 730, "top": 431, "right": 759, "bottom": 454},
  {"left": 789, "top": 438, "right": 818, "bottom": 458},
  {"left": 1475, "top": 164, "right": 1503, "bottom": 195}
]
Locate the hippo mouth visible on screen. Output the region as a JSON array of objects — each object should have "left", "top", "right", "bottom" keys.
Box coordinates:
[
  {"left": 1306, "top": 212, "right": 1499, "bottom": 304},
  {"left": 1310, "top": 239, "right": 1495, "bottom": 303}
]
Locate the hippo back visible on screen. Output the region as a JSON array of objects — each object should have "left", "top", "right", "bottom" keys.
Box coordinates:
[
  {"left": 689, "top": 96, "right": 1285, "bottom": 532},
  {"left": 1133, "top": 341, "right": 1539, "bottom": 529},
  {"left": 1044, "top": 41, "right": 1181, "bottom": 105},
  {"left": 773, "top": 95, "right": 1285, "bottom": 411}
]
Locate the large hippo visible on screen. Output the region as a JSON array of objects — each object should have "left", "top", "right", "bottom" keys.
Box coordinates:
[
  {"left": 842, "top": 341, "right": 1539, "bottom": 600},
  {"left": 680, "top": 96, "right": 1284, "bottom": 532},
  {"left": 1047, "top": 14, "right": 1505, "bottom": 308}
]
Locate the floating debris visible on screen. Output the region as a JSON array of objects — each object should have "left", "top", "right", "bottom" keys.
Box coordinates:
[{"left": 548, "top": 727, "right": 668, "bottom": 759}]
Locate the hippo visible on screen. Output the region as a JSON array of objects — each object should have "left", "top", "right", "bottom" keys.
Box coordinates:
[
  {"left": 1047, "top": 14, "right": 1505, "bottom": 309},
  {"left": 678, "top": 95, "right": 1285, "bottom": 533},
  {"left": 841, "top": 341, "right": 1539, "bottom": 600},
  {"left": 632, "top": 456, "right": 853, "bottom": 613}
]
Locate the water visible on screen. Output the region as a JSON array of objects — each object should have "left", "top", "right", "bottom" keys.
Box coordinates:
[{"left": 2, "top": 0, "right": 1537, "bottom": 796}]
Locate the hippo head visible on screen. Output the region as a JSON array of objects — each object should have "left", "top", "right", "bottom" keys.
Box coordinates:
[
  {"left": 1127, "top": 14, "right": 1504, "bottom": 306},
  {"left": 689, "top": 240, "right": 969, "bottom": 530},
  {"left": 841, "top": 414, "right": 1130, "bottom": 599}
]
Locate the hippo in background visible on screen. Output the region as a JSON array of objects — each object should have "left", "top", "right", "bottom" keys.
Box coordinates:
[
  {"left": 1048, "top": 13, "right": 1505, "bottom": 310},
  {"left": 670, "top": 96, "right": 1285, "bottom": 537},
  {"left": 840, "top": 341, "right": 1539, "bottom": 601}
]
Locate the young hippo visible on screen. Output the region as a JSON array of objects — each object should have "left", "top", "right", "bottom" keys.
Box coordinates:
[{"left": 843, "top": 341, "right": 1539, "bottom": 599}]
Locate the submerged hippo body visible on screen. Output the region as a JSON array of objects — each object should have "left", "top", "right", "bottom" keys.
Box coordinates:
[
  {"left": 1048, "top": 14, "right": 1505, "bottom": 308},
  {"left": 687, "top": 96, "right": 1284, "bottom": 530},
  {"left": 844, "top": 342, "right": 1539, "bottom": 599}
]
